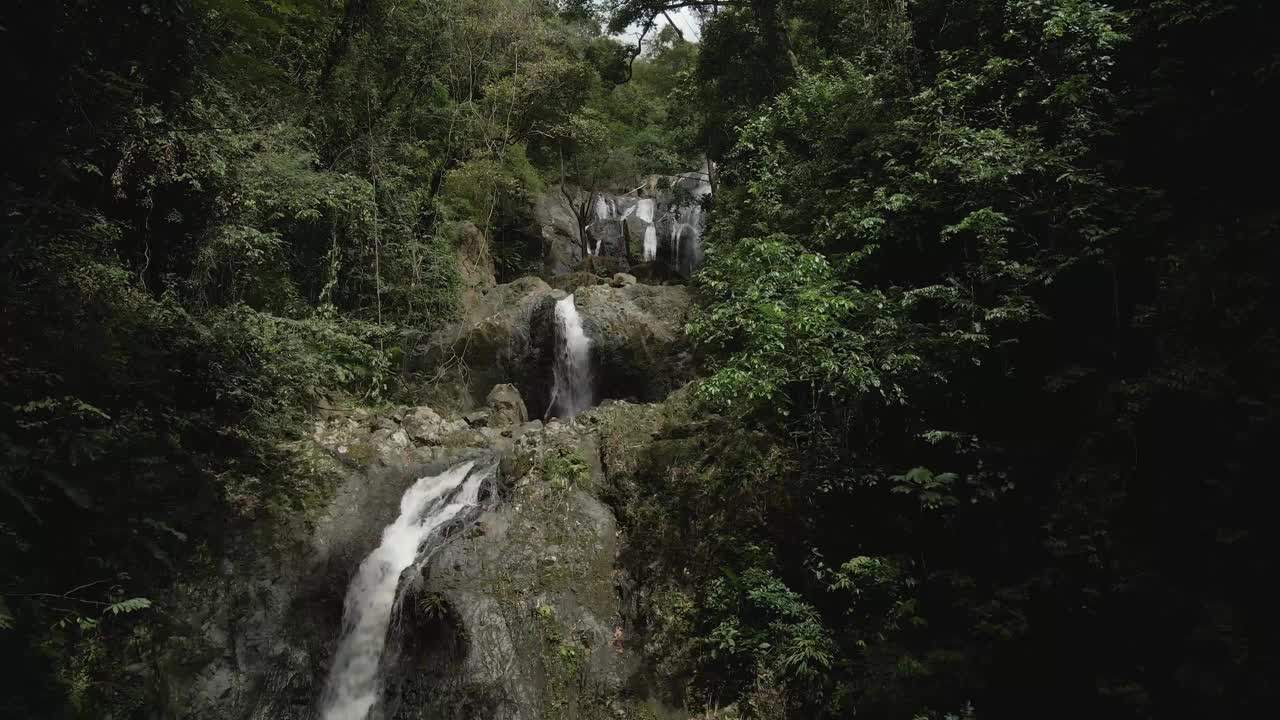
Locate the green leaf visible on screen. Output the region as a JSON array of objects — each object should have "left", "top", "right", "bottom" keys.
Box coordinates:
[{"left": 104, "top": 597, "right": 153, "bottom": 616}]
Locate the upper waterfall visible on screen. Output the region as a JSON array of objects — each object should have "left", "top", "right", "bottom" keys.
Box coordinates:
[
  {"left": 559, "top": 162, "right": 712, "bottom": 275},
  {"left": 318, "top": 460, "right": 491, "bottom": 720}
]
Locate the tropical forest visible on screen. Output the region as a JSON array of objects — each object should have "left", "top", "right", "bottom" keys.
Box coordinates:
[{"left": 2, "top": 1, "right": 1277, "bottom": 719}]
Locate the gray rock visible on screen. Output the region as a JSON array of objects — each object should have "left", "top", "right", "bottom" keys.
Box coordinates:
[
  {"left": 609, "top": 272, "right": 637, "bottom": 288},
  {"left": 404, "top": 405, "right": 448, "bottom": 445},
  {"left": 547, "top": 270, "right": 606, "bottom": 293},
  {"left": 411, "top": 276, "right": 561, "bottom": 413},
  {"left": 389, "top": 428, "right": 411, "bottom": 449},
  {"left": 485, "top": 384, "right": 528, "bottom": 428},
  {"left": 414, "top": 276, "right": 692, "bottom": 416},
  {"left": 576, "top": 283, "right": 694, "bottom": 404},
  {"left": 576, "top": 255, "right": 628, "bottom": 276},
  {"left": 534, "top": 193, "right": 587, "bottom": 275},
  {"left": 417, "top": 463, "right": 636, "bottom": 719}
]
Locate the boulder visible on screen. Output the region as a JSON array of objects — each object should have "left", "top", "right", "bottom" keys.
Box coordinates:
[
  {"left": 576, "top": 255, "right": 629, "bottom": 276},
  {"left": 403, "top": 405, "right": 451, "bottom": 445},
  {"left": 609, "top": 272, "right": 637, "bottom": 288},
  {"left": 485, "top": 384, "right": 529, "bottom": 428},
  {"left": 547, "top": 270, "right": 606, "bottom": 294},
  {"left": 402, "top": 427, "right": 643, "bottom": 720},
  {"left": 575, "top": 283, "right": 694, "bottom": 404}
]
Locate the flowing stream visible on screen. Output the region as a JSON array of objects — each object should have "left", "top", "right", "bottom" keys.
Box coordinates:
[
  {"left": 318, "top": 460, "right": 491, "bottom": 720},
  {"left": 549, "top": 294, "right": 593, "bottom": 418}
]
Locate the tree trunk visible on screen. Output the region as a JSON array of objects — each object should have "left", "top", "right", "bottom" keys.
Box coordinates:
[{"left": 751, "top": 0, "right": 799, "bottom": 81}]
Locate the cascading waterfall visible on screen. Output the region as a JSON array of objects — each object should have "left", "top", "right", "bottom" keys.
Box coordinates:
[
  {"left": 578, "top": 164, "right": 711, "bottom": 270},
  {"left": 549, "top": 294, "right": 593, "bottom": 418},
  {"left": 672, "top": 167, "right": 712, "bottom": 273},
  {"left": 318, "top": 460, "right": 492, "bottom": 720}
]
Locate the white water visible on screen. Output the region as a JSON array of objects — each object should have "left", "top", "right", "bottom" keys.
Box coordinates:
[
  {"left": 672, "top": 167, "right": 712, "bottom": 272},
  {"left": 318, "top": 461, "right": 490, "bottom": 720},
  {"left": 636, "top": 198, "right": 655, "bottom": 224},
  {"left": 550, "top": 294, "right": 593, "bottom": 418},
  {"left": 643, "top": 225, "right": 658, "bottom": 261},
  {"left": 637, "top": 199, "right": 658, "bottom": 261}
]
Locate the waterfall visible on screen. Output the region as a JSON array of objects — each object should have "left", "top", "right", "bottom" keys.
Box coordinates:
[
  {"left": 318, "top": 461, "right": 491, "bottom": 720},
  {"left": 636, "top": 199, "right": 655, "bottom": 224},
  {"left": 643, "top": 226, "right": 658, "bottom": 261},
  {"left": 637, "top": 199, "right": 657, "bottom": 261},
  {"left": 549, "top": 294, "right": 593, "bottom": 418},
  {"left": 672, "top": 168, "right": 712, "bottom": 273}
]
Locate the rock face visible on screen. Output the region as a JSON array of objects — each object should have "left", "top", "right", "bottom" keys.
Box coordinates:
[
  {"left": 156, "top": 406, "right": 495, "bottom": 720},
  {"left": 417, "top": 276, "right": 692, "bottom": 418},
  {"left": 578, "top": 255, "right": 629, "bottom": 277},
  {"left": 533, "top": 168, "right": 712, "bottom": 278},
  {"left": 547, "top": 270, "right": 606, "bottom": 294},
  {"left": 454, "top": 221, "right": 497, "bottom": 307},
  {"left": 535, "top": 194, "right": 586, "bottom": 275},
  {"left": 393, "top": 422, "right": 647, "bottom": 720},
  {"left": 415, "top": 276, "right": 562, "bottom": 414},
  {"left": 155, "top": 402, "right": 675, "bottom": 720},
  {"left": 575, "top": 283, "right": 694, "bottom": 405}
]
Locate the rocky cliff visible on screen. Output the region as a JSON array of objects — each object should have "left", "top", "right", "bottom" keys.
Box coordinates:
[{"left": 155, "top": 389, "right": 682, "bottom": 720}]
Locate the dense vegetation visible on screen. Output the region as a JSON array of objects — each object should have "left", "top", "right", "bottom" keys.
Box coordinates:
[
  {"left": 3, "top": 0, "right": 1278, "bottom": 718},
  {"left": 606, "top": 1, "right": 1280, "bottom": 718},
  {"left": 0, "top": 0, "right": 692, "bottom": 714}
]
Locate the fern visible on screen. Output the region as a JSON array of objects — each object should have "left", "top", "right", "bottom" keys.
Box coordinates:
[{"left": 104, "top": 598, "right": 152, "bottom": 616}]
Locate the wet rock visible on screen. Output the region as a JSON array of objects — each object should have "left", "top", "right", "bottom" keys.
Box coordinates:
[
  {"left": 158, "top": 433, "right": 497, "bottom": 720},
  {"left": 627, "top": 260, "right": 685, "bottom": 286},
  {"left": 417, "top": 449, "right": 636, "bottom": 720}
]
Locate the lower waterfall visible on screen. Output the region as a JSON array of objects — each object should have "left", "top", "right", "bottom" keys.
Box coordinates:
[
  {"left": 317, "top": 460, "right": 491, "bottom": 720},
  {"left": 549, "top": 294, "right": 593, "bottom": 418}
]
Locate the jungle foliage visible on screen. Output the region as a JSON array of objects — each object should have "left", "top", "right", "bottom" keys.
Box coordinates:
[
  {"left": 0, "top": 0, "right": 694, "bottom": 714},
  {"left": 602, "top": 1, "right": 1280, "bottom": 719},
  {"left": 3, "top": 0, "right": 1278, "bottom": 718}
]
